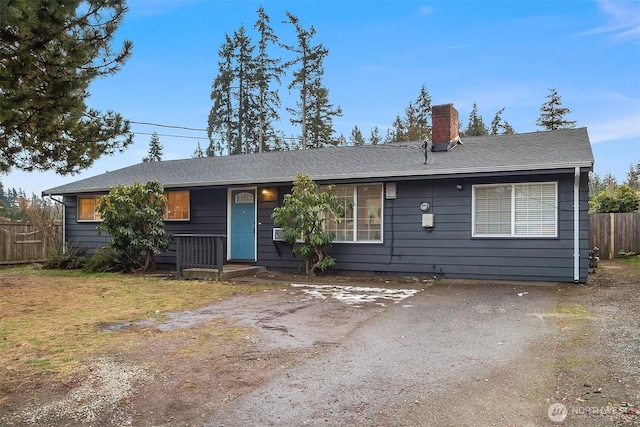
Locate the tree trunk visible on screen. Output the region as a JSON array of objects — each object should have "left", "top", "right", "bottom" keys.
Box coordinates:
[{"left": 143, "top": 249, "right": 155, "bottom": 271}]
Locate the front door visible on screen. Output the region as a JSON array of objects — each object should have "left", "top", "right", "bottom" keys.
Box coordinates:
[{"left": 229, "top": 189, "right": 256, "bottom": 260}]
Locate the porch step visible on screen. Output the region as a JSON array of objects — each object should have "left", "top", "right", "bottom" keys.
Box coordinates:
[{"left": 182, "top": 265, "right": 266, "bottom": 280}]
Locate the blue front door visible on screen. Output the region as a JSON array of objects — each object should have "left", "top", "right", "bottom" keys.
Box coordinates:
[{"left": 230, "top": 189, "right": 256, "bottom": 260}]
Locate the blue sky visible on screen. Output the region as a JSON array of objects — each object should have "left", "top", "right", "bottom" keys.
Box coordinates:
[{"left": 6, "top": 0, "right": 640, "bottom": 196}]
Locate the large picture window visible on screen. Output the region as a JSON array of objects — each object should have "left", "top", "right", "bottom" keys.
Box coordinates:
[
  {"left": 323, "top": 184, "right": 383, "bottom": 242},
  {"left": 473, "top": 182, "right": 557, "bottom": 237}
]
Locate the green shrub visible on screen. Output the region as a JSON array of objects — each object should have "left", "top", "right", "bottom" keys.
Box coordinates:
[
  {"left": 618, "top": 250, "right": 637, "bottom": 259},
  {"left": 42, "top": 243, "right": 88, "bottom": 270},
  {"left": 84, "top": 246, "right": 133, "bottom": 273}
]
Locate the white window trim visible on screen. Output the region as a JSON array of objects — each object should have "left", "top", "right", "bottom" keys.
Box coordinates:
[
  {"left": 77, "top": 195, "right": 103, "bottom": 222},
  {"left": 77, "top": 191, "right": 191, "bottom": 222},
  {"left": 164, "top": 190, "right": 191, "bottom": 221},
  {"left": 322, "top": 183, "right": 384, "bottom": 244},
  {"left": 472, "top": 182, "right": 558, "bottom": 238}
]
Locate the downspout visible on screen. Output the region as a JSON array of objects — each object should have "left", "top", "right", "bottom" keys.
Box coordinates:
[
  {"left": 573, "top": 167, "right": 580, "bottom": 282},
  {"left": 47, "top": 195, "right": 66, "bottom": 254}
]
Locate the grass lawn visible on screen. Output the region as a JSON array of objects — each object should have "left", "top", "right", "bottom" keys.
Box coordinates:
[{"left": 0, "top": 266, "right": 277, "bottom": 378}]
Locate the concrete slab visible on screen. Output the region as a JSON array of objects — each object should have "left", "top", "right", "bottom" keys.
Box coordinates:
[{"left": 182, "top": 265, "right": 266, "bottom": 280}]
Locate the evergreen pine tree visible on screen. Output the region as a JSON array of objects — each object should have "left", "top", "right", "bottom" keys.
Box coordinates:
[
  {"left": 464, "top": 102, "right": 488, "bottom": 136},
  {"left": 369, "top": 126, "right": 382, "bottom": 145},
  {"left": 350, "top": 126, "right": 365, "bottom": 146},
  {"left": 388, "top": 115, "right": 407, "bottom": 142},
  {"left": 142, "top": 133, "right": 163, "bottom": 162},
  {"left": 407, "top": 84, "right": 432, "bottom": 141},
  {"left": 305, "top": 81, "right": 342, "bottom": 148},
  {"left": 0, "top": 0, "right": 133, "bottom": 174},
  {"left": 192, "top": 142, "right": 205, "bottom": 158},
  {"left": 387, "top": 85, "right": 432, "bottom": 142},
  {"left": 254, "top": 6, "right": 283, "bottom": 153},
  {"left": 208, "top": 34, "right": 236, "bottom": 156},
  {"left": 490, "top": 108, "right": 516, "bottom": 135},
  {"left": 536, "top": 88, "right": 576, "bottom": 130},
  {"left": 624, "top": 161, "right": 640, "bottom": 191},
  {"left": 283, "top": 12, "right": 340, "bottom": 149}
]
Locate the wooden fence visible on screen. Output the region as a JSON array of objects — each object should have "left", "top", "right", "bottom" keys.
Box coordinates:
[
  {"left": 589, "top": 213, "right": 640, "bottom": 260},
  {"left": 0, "top": 222, "right": 62, "bottom": 265}
]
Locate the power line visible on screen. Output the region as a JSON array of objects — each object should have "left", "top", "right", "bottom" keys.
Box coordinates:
[
  {"left": 132, "top": 131, "right": 205, "bottom": 140},
  {"left": 129, "top": 121, "right": 207, "bottom": 132},
  {"left": 128, "top": 119, "right": 306, "bottom": 142}
]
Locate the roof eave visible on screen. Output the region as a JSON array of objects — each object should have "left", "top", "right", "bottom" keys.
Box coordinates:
[{"left": 42, "top": 160, "right": 593, "bottom": 196}]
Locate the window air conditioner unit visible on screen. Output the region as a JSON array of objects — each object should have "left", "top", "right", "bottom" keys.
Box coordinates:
[{"left": 272, "top": 227, "right": 286, "bottom": 241}]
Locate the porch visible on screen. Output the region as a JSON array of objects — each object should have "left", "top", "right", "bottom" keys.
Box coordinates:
[{"left": 175, "top": 233, "right": 265, "bottom": 280}]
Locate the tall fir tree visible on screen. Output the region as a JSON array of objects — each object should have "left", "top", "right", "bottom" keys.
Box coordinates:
[
  {"left": 625, "top": 161, "right": 640, "bottom": 191},
  {"left": 305, "top": 80, "right": 342, "bottom": 148},
  {"left": 464, "top": 102, "right": 488, "bottom": 136},
  {"left": 233, "top": 25, "right": 260, "bottom": 155},
  {"left": 192, "top": 142, "right": 205, "bottom": 158},
  {"left": 142, "top": 133, "right": 163, "bottom": 162},
  {"left": 386, "top": 85, "right": 432, "bottom": 142},
  {"left": 350, "top": 126, "right": 365, "bottom": 146},
  {"left": 490, "top": 108, "right": 516, "bottom": 135},
  {"left": 407, "top": 84, "right": 432, "bottom": 141},
  {"left": 603, "top": 172, "right": 618, "bottom": 192},
  {"left": 283, "top": 12, "right": 340, "bottom": 149},
  {"left": 589, "top": 172, "right": 606, "bottom": 196},
  {"left": 208, "top": 34, "right": 236, "bottom": 156},
  {"left": 536, "top": 88, "right": 576, "bottom": 130},
  {"left": 253, "top": 6, "right": 283, "bottom": 153},
  {"left": 387, "top": 115, "right": 407, "bottom": 142},
  {"left": 0, "top": 0, "right": 133, "bottom": 174},
  {"left": 369, "top": 126, "right": 382, "bottom": 145}
]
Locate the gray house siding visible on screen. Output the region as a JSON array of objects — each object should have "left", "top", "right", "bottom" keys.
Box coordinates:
[
  {"left": 63, "top": 187, "right": 229, "bottom": 269},
  {"left": 256, "top": 172, "right": 590, "bottom": 282},
  {"left": 45, "top": 128, "right": 593, "bottom": 283},
  {"left": 64, "top": 195, "right": 110, "bottom": 251},
  {"left": 61, "top": 170, "right": 590, "bottom": 282}
]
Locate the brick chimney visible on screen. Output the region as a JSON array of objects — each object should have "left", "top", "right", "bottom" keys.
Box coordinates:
[{"left": 431, "top": 103, "right": 459, "bottom": 152}]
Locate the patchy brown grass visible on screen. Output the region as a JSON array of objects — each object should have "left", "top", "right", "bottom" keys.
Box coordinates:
[{"left": 0, "top": 266, "right": 280, "bottom": 379}]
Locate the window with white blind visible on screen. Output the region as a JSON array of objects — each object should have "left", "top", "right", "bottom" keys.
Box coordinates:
[{"left": 473, "top": 182, "right": 557, "bottom": 237}]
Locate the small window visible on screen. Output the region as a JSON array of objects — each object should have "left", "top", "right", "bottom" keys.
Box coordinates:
[
  {"left": 164, "top": 191, "right": 190, "bottom": 220},
  {"left": 77, "top": 195, "right": 102, "bottom": 221},
  {"left": 473, "top": 182, "right": 557, "bottom": 237}
]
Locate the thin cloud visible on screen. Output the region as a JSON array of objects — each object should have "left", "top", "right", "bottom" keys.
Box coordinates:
[
  {"left": 581, "top": 0, "right": 640, "bottom": 43},
  {"left": 587, "top": 114, "right": 640, "bottom": 143},
  {"left": 418, "top": 6, "right": 434, "bottom": 16}
]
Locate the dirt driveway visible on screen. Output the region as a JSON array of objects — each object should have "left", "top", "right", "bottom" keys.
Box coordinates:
[{"left": 2, "top": 261, "right": 639, "bottom": 426}]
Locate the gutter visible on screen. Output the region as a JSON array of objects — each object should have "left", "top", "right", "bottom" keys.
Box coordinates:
[
  {"left": 47, "top": 196, "right": 66, "bottom": 254},
  {"left": 573, "top": 166, "right": 580, "bottom": 282},
  {"left": 43, "top": 161, "right": 595, "bottom": 196}
]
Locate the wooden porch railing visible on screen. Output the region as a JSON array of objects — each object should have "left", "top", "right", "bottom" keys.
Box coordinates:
[{"left": 174, "top": 234, "right": 226, "bottom": 278}]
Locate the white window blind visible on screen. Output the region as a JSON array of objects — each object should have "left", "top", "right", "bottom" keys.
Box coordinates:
[{"left": 473, "top": 182, "right": 557, "bottom": 237}]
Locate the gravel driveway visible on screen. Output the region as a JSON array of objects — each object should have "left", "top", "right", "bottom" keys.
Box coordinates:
[
  {"left": 206, "top": 281, "right": 559, "bottom": 426},
  {"left": 4, "top": 261, "right": 638, "bottom": 427}
]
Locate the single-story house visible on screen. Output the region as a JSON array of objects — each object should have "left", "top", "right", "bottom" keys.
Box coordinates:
[{"left": 43, "top": 104, "right": 594, "bottom": 282}]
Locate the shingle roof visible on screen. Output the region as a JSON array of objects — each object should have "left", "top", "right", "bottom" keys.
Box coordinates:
[{"left": 43, "top": 128, "right": 594, "bottom": 195}]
